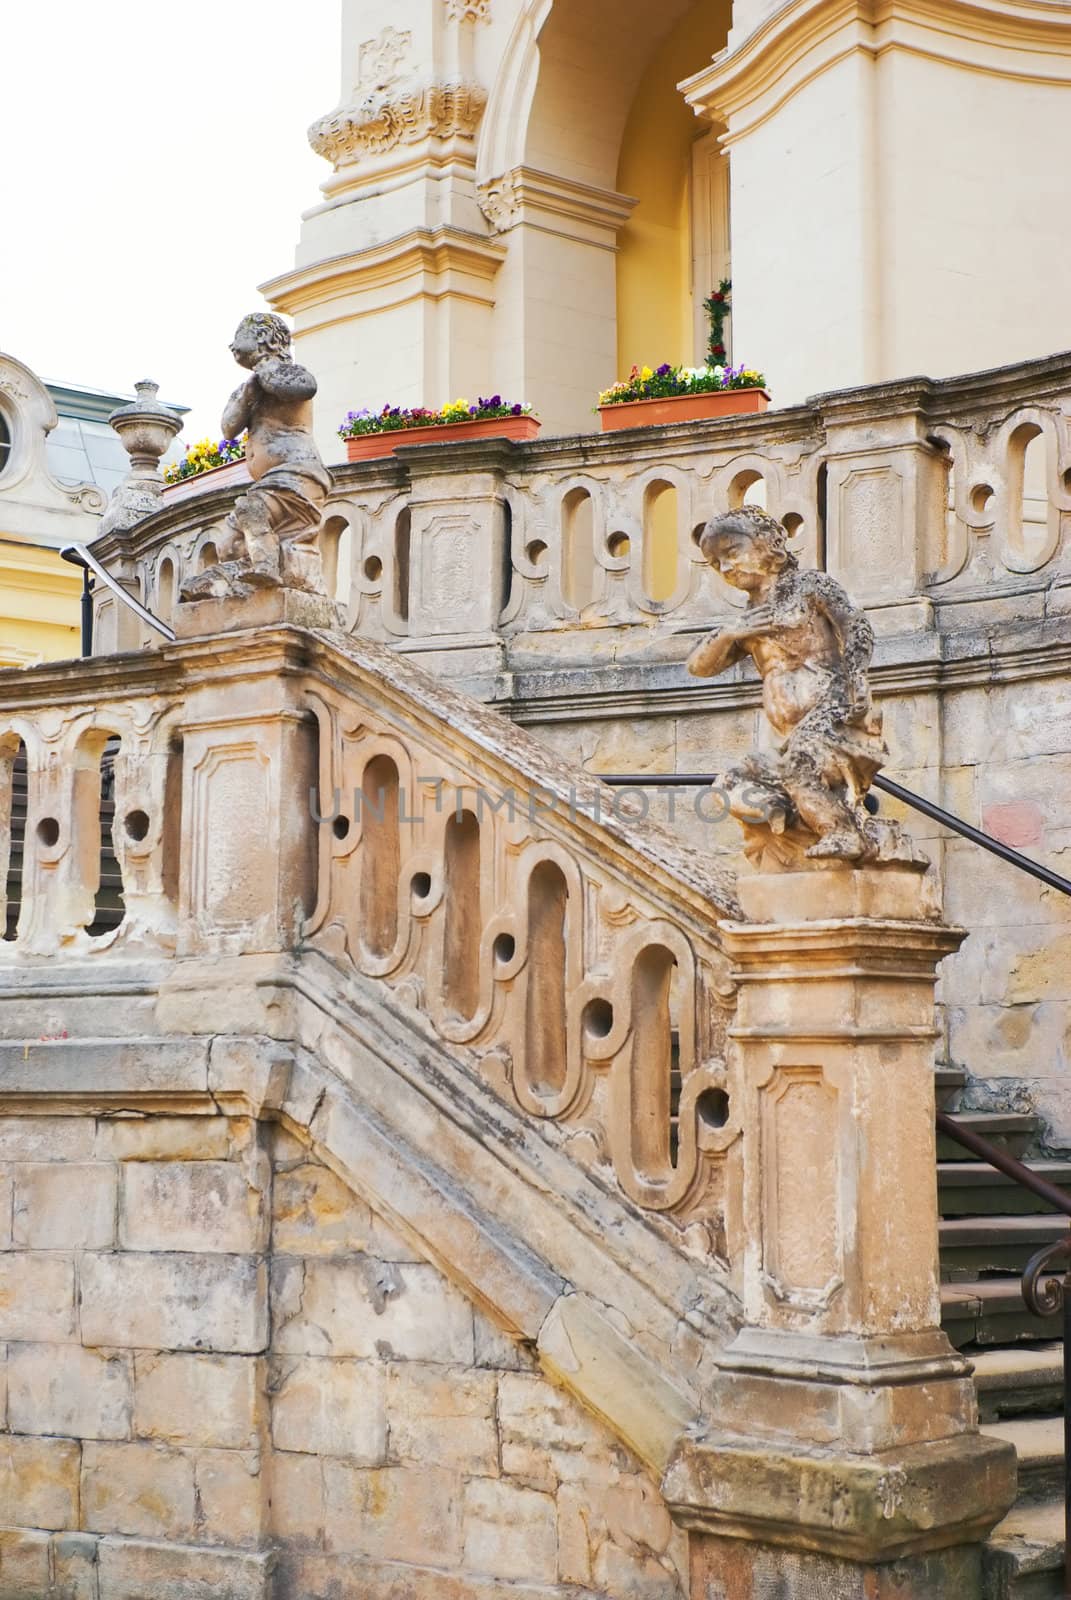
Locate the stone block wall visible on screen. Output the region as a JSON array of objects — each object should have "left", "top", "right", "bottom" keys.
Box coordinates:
[{"left": 0, "top": 1112, "right": 687, "bottom": 1600}]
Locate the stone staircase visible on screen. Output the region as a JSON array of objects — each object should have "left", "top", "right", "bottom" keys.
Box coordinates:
[{"left": 938, "top": 1068, "right": 1070, "bottom": 1597}]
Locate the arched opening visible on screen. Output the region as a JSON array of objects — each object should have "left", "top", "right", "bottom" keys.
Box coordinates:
[
  {"left": 443, "top": 810, "right": 481, "bottom": 1021},
  {"left": 359, "top": 755, "right": 400, "bottom": 959},
  {"left": 320, "top": 515, "right": 352, "bottom": 605},
  {"left": 157, "top": 559, "right": 176, "bottom": 626},
  {"left": 86, "top": 735, "right": 125, "bottom": 939},
  {"left": 2, "top": 739, "right": 26, "bottom": 941},
  {"left": 629, "top": 945, "right": 676, "bottom": 1179},
  {"left": 643, "top": 481, "right": 679, "bottom": 602},
  {"left": 524, "top": 861, "right": 568, "bottom": 1097},
  {"left": 728, "top": 469, "right": 766, "bottom": 510},
  {"left": 500, "top": 499, "right": 514, "bottom": 617},
  {"left": 1008, "top": 422, "right": 1054, "bottom": 567},
  {"left": 614, "top": 1, "right": 733, "bottom": 375},
  {"left": 394, "top": 508, "right": 411, "bottom": 624},
  {"left": 561, "top": 487, "right": 595, "bottom": 610},
  {"left": 198, "top": 541, "right": 219, "bottom": 573}
]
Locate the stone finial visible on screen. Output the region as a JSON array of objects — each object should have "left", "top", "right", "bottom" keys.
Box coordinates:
[
  {"left": 688, "top": 506, "right": 918, "bottom": 869},
  {"left": 99, "top": 380, "right": 183, "bottom": 537},
  {"left": 178, "top": 313, "right": 332, "bottom": 607}
]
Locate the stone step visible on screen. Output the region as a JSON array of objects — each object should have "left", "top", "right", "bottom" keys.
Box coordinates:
[
  {"left": 983, "top": 1498, "right": 1065, "bottom": 1600},
  {"left": 971, "top": 1345, "right": 1066, "bottom": 1422},
  {"left": 982, "top": 1417, "right": 1066, "bottom": 1502},
  {"left": 938, "top": 1112, "right": 1041, "bottom": 1162},
  {"left": 941, "top": 1215, "right": 1071, "bottom": 1278},
  {"left": 936, "top": 1065, "right": 968, "bottom": 1110},
  {"left": 938, "top": 1161, "right": 1071, "bottom": 1216},
  {"left": 942, "top": 1281, "right": 1063, "bottom": 1348}
]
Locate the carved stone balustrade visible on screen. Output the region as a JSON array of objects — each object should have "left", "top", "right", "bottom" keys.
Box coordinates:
[
  {"left": 88, "top": 352, "right": 1071, "bottom": 688},
  {"left": 0, "top": 630, "right": 742, "bottom": 1262}
]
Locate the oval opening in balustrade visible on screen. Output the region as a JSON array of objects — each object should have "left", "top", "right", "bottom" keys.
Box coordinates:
[
  {"left": 359, "top": 755, "right": 401, "bottom": 958},
  {"left": 124, "top": 810, "right": 150, "bottom": 843},
  {"left": 443, "top": 810, "right": 481, "bottom": 1022},
  {"left": 1008, "top": 423, "right": 1052, "bottom": 566},
  {"left": 642, "top": 481, "right": 679, "bottom": 603},
  {"left": 87, "top": 735, "right": 126, "bottom": 939},
  {"left": 696, "top": 1087, "right": 730, "bottom": 1129},
  {"left": 524, "top": 860, "right": 569, "bottom": 1097},
  {"left": 2, "top": 740, "right": 27, "bottom": 942},
  {"left": 630, "top": 944, "right": 678, "bottom": 1179},
  {"left": 395, "top": 508, "right": 411, "bottom": 623},
  {"left": 607, "top": 531, "right": 631, "bottom": 560},
  {"left": 493, "top": 931, "right": 516, "bottom": 964},
  {"left": 582, "top": 997, "right": 613, "bottom": 1041},
  {"left": 561, "top": 487, "right": 595, "bottom": 610},
  {"left": 411, "top": 870, "right": 432, "bottom": 901}
]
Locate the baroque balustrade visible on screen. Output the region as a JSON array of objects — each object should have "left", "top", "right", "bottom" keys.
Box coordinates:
[
  {"left": 0, "top": 630, "right": 742, "bottom": 1248},
  {"left": 87, "top": 352, "right": 1071, "bottom": 664}
]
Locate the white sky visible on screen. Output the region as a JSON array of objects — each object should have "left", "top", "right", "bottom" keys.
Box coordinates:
[{"left": 1, "top": 1, "right": 341, "bottom": 443}]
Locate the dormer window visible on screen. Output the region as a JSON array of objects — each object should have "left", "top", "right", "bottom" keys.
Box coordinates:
[{"left": 0, "top": 410, "right": 11, "bottom": 477}]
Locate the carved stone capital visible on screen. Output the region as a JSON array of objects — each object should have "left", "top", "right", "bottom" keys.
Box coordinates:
[
  {"left": 309, "top": 80, "right": 487, "bottom": 170},
  {"left": 444, "top": 0, "right": 491, "bottom": 20}
]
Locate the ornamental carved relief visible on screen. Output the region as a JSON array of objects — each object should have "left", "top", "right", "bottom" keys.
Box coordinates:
[
  {"left": 309, "top": 81, "right": 487, "bottom": 169},
  {"left": 357, "top": 26, "right": 411, "bottom": 90},
  {"left": 444, "top": 0, "right": 491, "bottom": 19},
  {"left": 477, "top": 173, "right": 519, "bottom": 232}
]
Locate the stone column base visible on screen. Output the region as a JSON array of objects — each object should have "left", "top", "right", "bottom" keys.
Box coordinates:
[
  {"left": 664, "top": 1430, "right": 1016, "bottom": 1564},
  {"left": 173, "top": 586, "right": 344, "bottom": 640},
  {"left": 689, "top": 1533, "right": 982, "bottom": 1600}
]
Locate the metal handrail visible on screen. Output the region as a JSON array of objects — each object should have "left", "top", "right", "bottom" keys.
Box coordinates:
[
  {"left": 596, "top": 772, "right": 1071, "bottom": 900},
  {"left": 60, "top": 543, "right": 176, "bottom": 647},
  {"left": 938, "top": 1110, "right": 1071, "bottom": 1594}
]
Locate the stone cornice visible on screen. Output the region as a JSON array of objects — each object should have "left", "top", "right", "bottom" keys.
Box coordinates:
[
  {"left": 682, "top": 0, "right": 1071, "bottom": 140},
  {"left": 477, "top": 166, "right": 638, "bottom": 247},
  {"left": 260, "top": 225, "right": 506, "bottom": 321}
]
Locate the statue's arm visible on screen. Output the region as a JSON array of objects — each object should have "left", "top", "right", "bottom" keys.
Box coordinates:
[
  {"left": 687, "top": 629, "right": 745, "bottom": 678},
  {"left": 221, "top": 380, "right": 255, "bottom": 438},
  {"left": 255, "top": 357, "right": 317, "bottom": 402}
]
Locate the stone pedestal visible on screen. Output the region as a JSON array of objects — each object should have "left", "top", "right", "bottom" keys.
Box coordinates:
[
  {"left": 172, "top": 587, "right": 344, "bottom": 641},
  {"left": 664, "top": 864, "right": 1016, "bottom": 1595}
]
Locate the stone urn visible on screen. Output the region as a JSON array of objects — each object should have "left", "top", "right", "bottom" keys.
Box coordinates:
[{"left": 100, "top": 380, "right": 184, "bottom": 536}]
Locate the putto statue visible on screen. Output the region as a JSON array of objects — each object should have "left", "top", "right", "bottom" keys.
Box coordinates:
[
  {"left": 689, "top": 507, "right": 912, "bottom": 868},
  {"left": 180, "top": 313, "right": 331, "bottom": 602}
]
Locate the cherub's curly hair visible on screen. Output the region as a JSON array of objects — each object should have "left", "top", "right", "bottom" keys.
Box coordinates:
[
  {"left": 234, "top": 312, "right": 292, "bottom": 358},
  {"left": 699, "top": 506, "right": 798, "bottom": 572}
]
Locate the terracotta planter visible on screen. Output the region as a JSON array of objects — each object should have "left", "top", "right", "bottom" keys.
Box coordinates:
[
  {"left": 345, "top": 414, "right": 541, "bottom": 461},
  {"left": 162, "top": 459, "right": 250, "bottom": 502},
  {"left": 598, "top": 388, "right": 770, "bottom": 432}
]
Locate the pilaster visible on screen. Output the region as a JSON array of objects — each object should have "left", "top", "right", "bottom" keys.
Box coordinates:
[{"left": 663, "top": 864, "right": 1016, "bottom": 1595}]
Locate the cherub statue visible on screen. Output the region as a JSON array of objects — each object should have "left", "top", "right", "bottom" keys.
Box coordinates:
[
  {"left": 688, "top": 507, "right": 909, "bottom": 868},
  {"left": 180, "top": 313, "right": 332, "bottom": 602}
]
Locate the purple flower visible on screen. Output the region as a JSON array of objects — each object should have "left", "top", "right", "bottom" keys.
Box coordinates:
[
  {"left": 656, "top": 363, "right": 672, "bottom": 377},
  {"left": 511, "top": 403, "right": 523, "bottom": 416}
]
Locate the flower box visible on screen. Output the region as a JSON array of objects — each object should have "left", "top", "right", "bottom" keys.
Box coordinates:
[
  {"left": 162, "top": 459, "right": 251, "bottom": 502},
  {"left": 598, "top": 388, "right": 770, "bottom": 433},
  {"left": 345, "top": 413, "right": 541, "bottom": 461}
]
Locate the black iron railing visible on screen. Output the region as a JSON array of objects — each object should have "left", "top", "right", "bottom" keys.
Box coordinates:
[
  {"left": 598, "top": 771, "right": 1071, "bottom": 900},
  {"left": 938, "top": 1111, "right": 1071, "bottom": 1597}
]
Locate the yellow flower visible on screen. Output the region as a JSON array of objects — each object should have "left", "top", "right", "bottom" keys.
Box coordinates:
[{"left": 640, "top": 366, "right": 653, "bottom": 381}]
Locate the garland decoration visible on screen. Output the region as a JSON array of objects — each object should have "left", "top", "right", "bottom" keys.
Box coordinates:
[{"left": 703, "top": 278, "right": 732, "bottom": 368}]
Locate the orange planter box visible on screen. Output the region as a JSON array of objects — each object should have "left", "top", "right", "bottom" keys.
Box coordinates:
[
  {"left": 598, "top": 388, "right": 770, "bottom": 432},
  {"left": 162, "top": 459, "right": 250, "bottom": 501},
  {"left": 345, "top": 414, "right": 541, "bottom": 461}
]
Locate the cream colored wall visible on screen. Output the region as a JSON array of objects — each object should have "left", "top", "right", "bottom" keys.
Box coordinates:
[
  {"left": 615, "top": 1, "right": 731, "bottom": 381},
  {"left": 684, "top": 0, "right": 1071, "bottom": 406}
]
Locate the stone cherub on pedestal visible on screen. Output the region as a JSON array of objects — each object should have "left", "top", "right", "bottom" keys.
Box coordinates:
[
  {"left": 688, "top": 506, "right": 917, "bottom": 869},
  {"left": 180, "top": 313, "right": 332, "bottom": 602}
]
